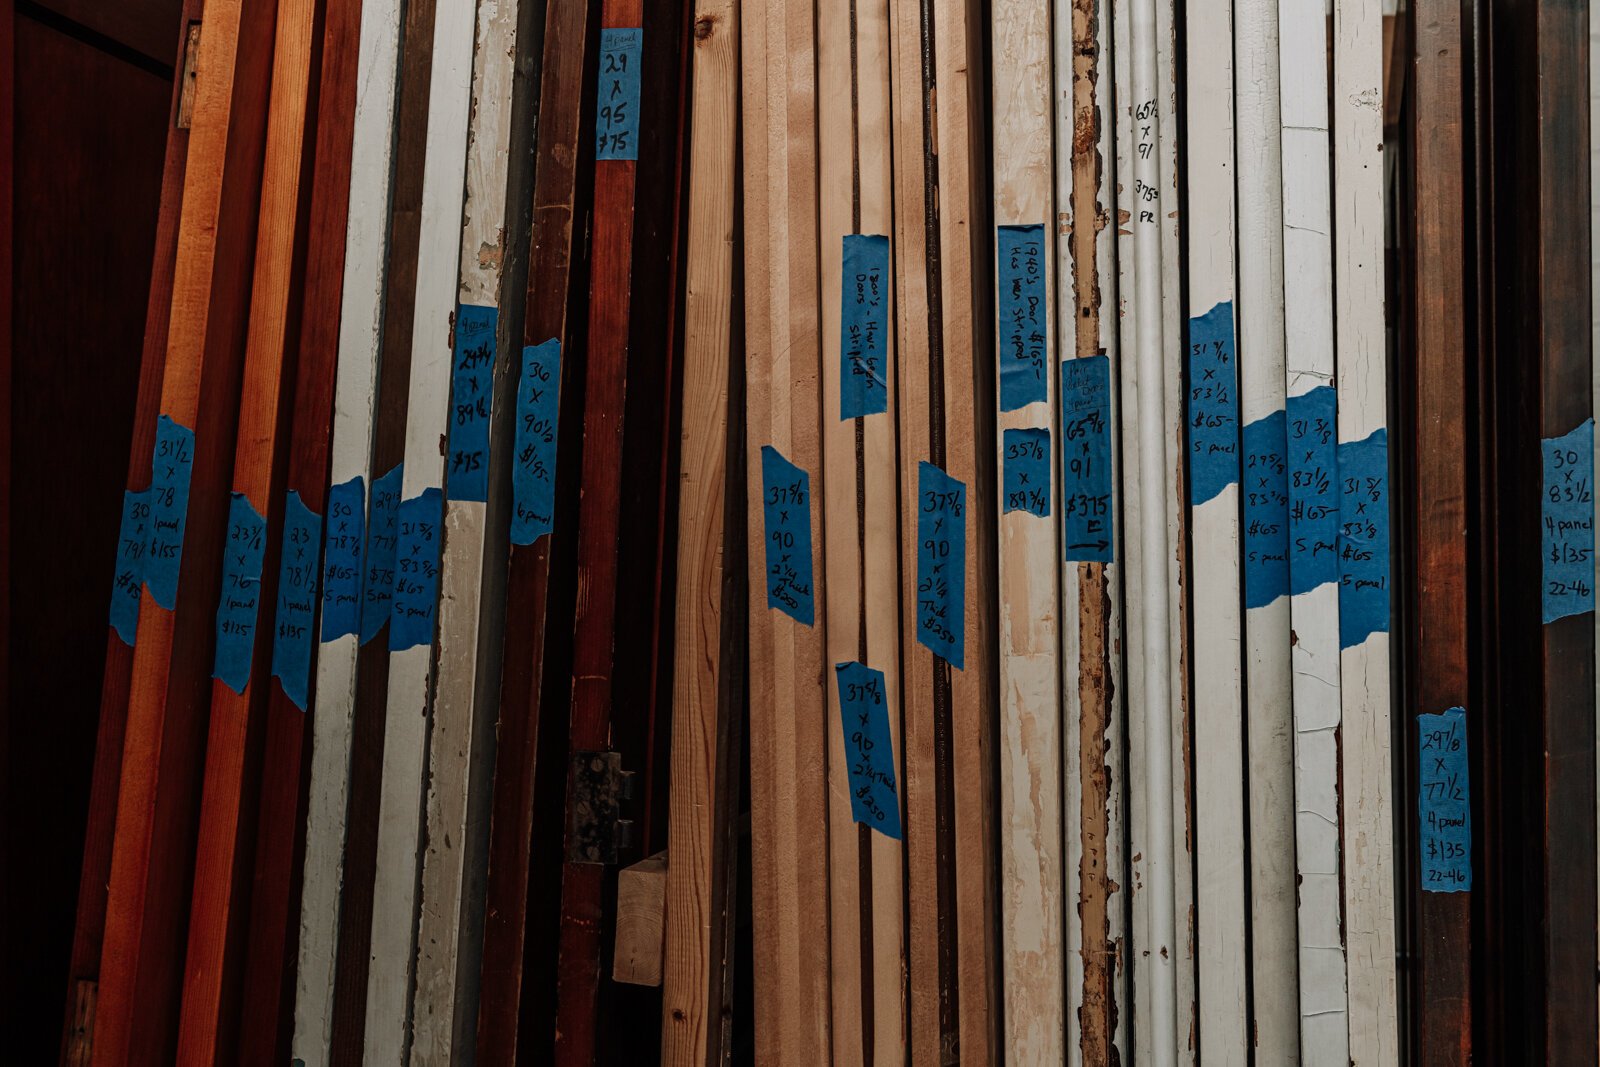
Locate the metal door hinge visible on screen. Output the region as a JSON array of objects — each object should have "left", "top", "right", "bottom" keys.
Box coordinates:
[{"left": 568, "top": 750, "right": 636, "bottom": 864}]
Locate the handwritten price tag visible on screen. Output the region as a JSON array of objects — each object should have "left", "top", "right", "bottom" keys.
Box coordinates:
[
  {"left": 390, "top": 488, "right": 443, "bottom": 651},
  {"left": 595, "top": 28, "right": 643, "bottom": 161},
  {"left": 840, "top": 234, "right": 890, "bottom": 419},
  {"left": 1338, "top": 429, "right": 1389, "bottom": 648},
  {"left": 1187, "top": 300, "right": 1239, "bottom": 505},
  {"left": 1003, "top": 427, "right": 1050, "bottom": 517},
  {"left": 1542, "top": 418, "right": 1595, "bottom": 624},
  {"left": 361, "top": 463, "right": 403, "bottom": 645},
  {"left": 917, "top": 462, "right": 966, "bottom": 667},
  {"left": 997, "top": 224, "right": 1048, "bottom": 411},
  {"left": 1061, "top": 355, "right": 1113, "bottom": 562},
  {"left": 146, "top": 415, "right": 195, "bottom": 610},
  {"left": 213, "top": 493, "right": 267, "bottom": 694},
  {"left": 835, "top": 661, "right": 902, "bottom": 839},
  {"left": 447, "top": 304, "right": 497, "bottom": 502},
  {"left": 321, "top": 476, "right": 365, "bottom": 641},
  {"left": 271, "top": 491, "right": 322, "bottom": 710},
  {"left": 109, "top": 489, "right": 151, "bottom": 645},
  {"left": 1418, "top": 706, "right": 1471, "bottom": 893},
  {"left": 1287, "top": 385, "right": 1338, "bottom": 594},
  {"left": 760, "top": 445, "right": 815, "bottom": 626},
  {"left": 1243, "top": 410, "right": 1289, "bottom": 608},
  {"left": 512, "top": 339, "right": 562, "bottom": 545}
]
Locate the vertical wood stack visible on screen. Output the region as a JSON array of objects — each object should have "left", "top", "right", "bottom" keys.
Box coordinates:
[{"left": 51, "top": 0, "right": 1600, "bottom": 1054}]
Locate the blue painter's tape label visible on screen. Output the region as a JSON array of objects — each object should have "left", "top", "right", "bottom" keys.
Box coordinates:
[
  {"left": 1338, "top": 429, "right": 1390, "bottom": 647},
  {"left": 321, "top": 477, "right": 365, "bottom": 641},
  {"left": 1243, "top": 409, "right": 1290, "bottom": 608},
  {"left": 835, "top": 661, "right": 902, "bottom": 839},
  {"left": 146, "top": 415, "right": 195, "bottom": 610},
  {"left": 1002, "top": 428, "right": 1050, "bottom": 517},
  {"left": 390, "top": 488, "right": 443, "bottom": 651},
  {"left": 760, "top": 445, "right": 815, "bottom": 626},
  {"left": 271, "top": 491, "right": 321, "bottom": 710},
  {"left": 1187, "top": 300, "right": 1239, "bottom": 505},
  {"left": 595, "top": 28, "right": 643, "bottom": 160},
  {"left": 917, "top": 462, "right": 966, "bottom": 668},
  {"left": 840, "top": 234, "right": 890, "bottom": 419},
  {"left": 447, "top": 304, "right": 497, "bottom": 502},
  {"left": 1542, "top": 418, "right": 1595, "bottom": 624},
  {"left": 997, "top": 224, "right": 1048, "bottom": 410},
  {"left": 1418, "top": 706, "right": 1471, "bottom": 892},
  {"left": 1061, "top": 355, "right": 1114, "bottom": 562},
  {"left": 213, "top": 493, "right": 267, "bottom": 694},
  {"left": 361, "top": 463, "right": 403, "bottom": 645},
  {"left": 109, "top": 489, "right": 152, "bottom": 644},
  {"left": 512, "top": 339, "right": 562, "bottom": 545},
  {"left": 1287, "top": 386, "right": 1338, "bottom": 595}
]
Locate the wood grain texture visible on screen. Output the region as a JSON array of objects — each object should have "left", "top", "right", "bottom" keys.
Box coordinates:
[
  {"left": 990, "top": 0, "right": 1066, "bottom": 1050},
  {"left": 933, "top": 0, "right": 1001, "bottom": 1054},
  {"left": 1410, "top": 0, "right": 1472, "bottom": 1048},
  {"left": 470, "top": 0, "right": 593, "bottom": 1054},
  {"left": 56, "top": 4, "right": 196, "bottom": 1059},
  {"left": 90, "top": 0, "right": 278, "bottom": 1055},
  {"left": 360, "top": 0, "right": 481, "bottom": 1051},
  {"left": 290, "top": 0, "right": 406, "bottom": 1055},
  {"left": 173, "top": 0, "right": 322, "bottom": 1054},
  {"left": 1332, "top": 0, "right": 1399, "bottom": 1049},
  {"left": 1179, "top": 0, "right": 1250, "bottom": 1047},
  {"left": 230, "top": 0, "right": 365, "bottom": 1060},
  {"left": 324, "top": 0, "right": 432, "bottom": 1054},
  {"left": 551, "top": 0, "right": 645, "bottom": 1058},
  {"left": 739, "top": 0, "right": 834, "bottom": 1057},
  {"left": 1235, "top": 0, "right": 1300, "bottom": 1049},
  {"left": 406, "top": 0, "right": 531, "bottom": 1052},
  {"left": 816, "top": 0, "right": 908, "bottom": 1054},
  {"left": 1276, "top": 0, "right": 1350, "bottom": 1054},
  {"left": 885, "top": 0, "right": 944, "bottom": 1054},
  {"left": 659, "top": 0, "right": 739, "bottom": 1058}
]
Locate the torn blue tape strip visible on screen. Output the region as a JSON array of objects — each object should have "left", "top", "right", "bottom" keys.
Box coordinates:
[
  {"left": 1061, "top": 355, "right": 1114, "bottom": 562},
  {"left": 109, "top": 489, "right": 151, "bottom": 645},
  {"left": 1418, "top": 706, "right": 1471, "bottom": 892},
  {"left": 271, "top": 491, "right": 322, "bottom": 710},
  {"left": 1243, "top": 409, "right": 1289, "bottom": 608},
  {"left": 390, "top": 487, "right": 443, "bottom": 651},
  {"left": 997, "top": 224, "right": 1048, "bottom": 411},
  {"left": 146, "top": 415, "right": 195, "bottom": 610},
  {"left": 916, "top": 462, "right": 966, "bottom": 668},
  {"left": 840, "top": 234, "right": 890, "bottom": 419},
  {"left": 1338, "top": 428, "right": 1390, "bottom": 648},
  {"left": 213, "top": 493, "right": 267, "bottom": 694},
  {"left": 835, "top": 661, "right": 902, "bottom": 839},
  {"left": 1542, "top": 417, "right": 1595, "bottom": 624},
  {"left": 320, "top": 476, "right": 365, "bottom": 641},
  {"left": 760, "top": 445, "right": 815, "bottom": 626},
  {"left": 511, "top": 339, "right": 562, "bottom": 545},
  {"left": 1002, "top": 427, "right": 1050, "bottom": 517},
  {"left": 1287, "top": 386, "right": 1338, "bottom": 595},
  {"left": 595, "top": 28, "right": 643, "bottom": 160},
  {"left": 447, "top": 304, "right": 497, "bottom": 502},
  {"left": 1187, "top": 300, "right": 1239, "bottom": 505},
  {"left": 361, "top": 463, "right": 403, "bottom": 645}
]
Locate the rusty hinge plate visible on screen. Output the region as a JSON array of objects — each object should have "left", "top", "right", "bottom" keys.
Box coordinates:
[{"left": 568, "top": 750, "right": 636, "bottom": 865}]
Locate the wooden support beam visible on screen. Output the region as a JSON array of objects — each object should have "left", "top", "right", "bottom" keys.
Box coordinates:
[
  {"left": 660, "top": 0, "right": 742, "bottom": 1056},
  {"left": 290, "top": 0, "right": 408, "bottom": 1055},
  {"left": 173, "top": 0, "right": 324, "bottom": 1053},
  {"left": 1409, "top": 0, "right": 1472, "bottom": 1049}
]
